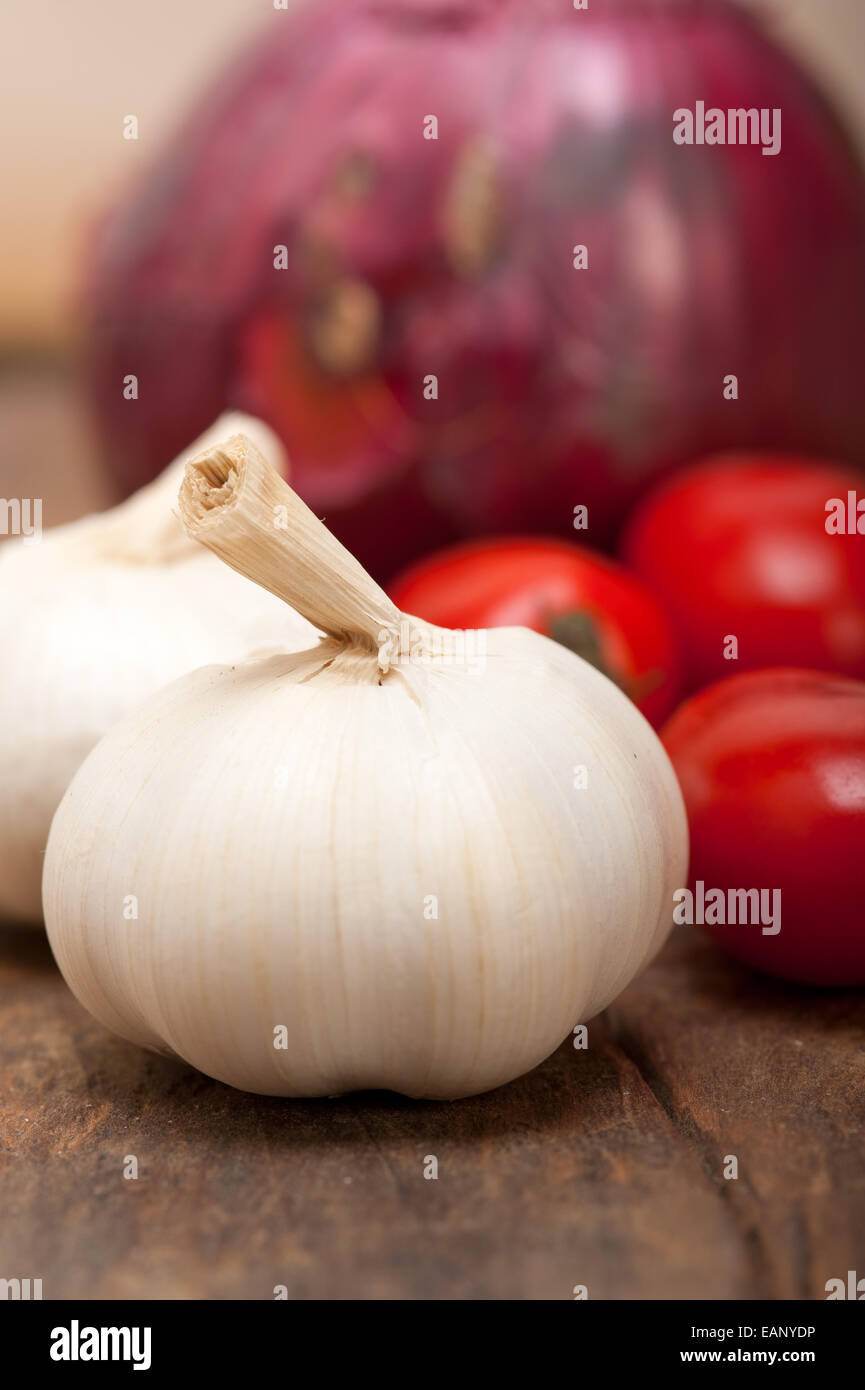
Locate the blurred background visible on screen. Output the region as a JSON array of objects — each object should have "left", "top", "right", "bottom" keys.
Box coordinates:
[
  {"left": 1, "top": 0, "right": 863, "bottom": 543},
  {"left": 1, "top": 0, "right": 864, "bottom": 349}
]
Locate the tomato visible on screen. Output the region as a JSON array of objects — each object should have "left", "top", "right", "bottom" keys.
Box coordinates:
[
  {"left": 662, "top": 668, "right": 865, "bottom": 986},
  {"left": 387, "top": 537, "right": 681, "bottom": 726},
  {"left": 621, "top": 454, "right": 865, "bottom": 693}
]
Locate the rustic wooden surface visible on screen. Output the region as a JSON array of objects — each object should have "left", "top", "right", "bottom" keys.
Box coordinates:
[
  {"left": 2, "top": 923, "right": 863, "bottom": 1301},
  {"left": 1, "top": 369, "right": 863, "bottom": 1300}
]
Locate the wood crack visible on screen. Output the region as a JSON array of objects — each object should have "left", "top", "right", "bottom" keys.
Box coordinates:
[{"left": 605, "top": 1017, "right": 778, "bottom": 1298}]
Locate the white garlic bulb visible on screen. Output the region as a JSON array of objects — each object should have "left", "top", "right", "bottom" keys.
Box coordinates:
[
  {"left": 44, "top": 434, "right": 687, "bottom": 1099},
  {"left": 0, "top": 415, "right": 316, "bottom": 923}
]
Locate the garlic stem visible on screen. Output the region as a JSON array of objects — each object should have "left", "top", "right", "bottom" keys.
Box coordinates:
[{"left": 179, "top": 433, "right": 401, "bottom": 664}]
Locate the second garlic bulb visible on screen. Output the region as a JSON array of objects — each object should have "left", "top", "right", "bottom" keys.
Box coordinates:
[{"left": 0, "top": 414, "right": 317, "bottom": 923}]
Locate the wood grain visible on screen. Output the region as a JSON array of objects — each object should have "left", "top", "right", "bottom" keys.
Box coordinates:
[{"left": 2, "top": 924, "right": 862, "bottom": 1301}]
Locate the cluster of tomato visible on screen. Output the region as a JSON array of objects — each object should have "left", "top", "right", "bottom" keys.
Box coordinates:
[{"left": 387, "top": 456, "right": 865, "bottom": 989}]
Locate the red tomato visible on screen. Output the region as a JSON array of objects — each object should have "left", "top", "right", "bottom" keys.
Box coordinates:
[
  {"left": 387, "top": 537, "right": 681, "bottom": 727},
  {"left": 662, "top": 668, "right": 865, "bottom": 986},
  {"left": 621, "top": 454, "right": 865, "bottom": 693}
]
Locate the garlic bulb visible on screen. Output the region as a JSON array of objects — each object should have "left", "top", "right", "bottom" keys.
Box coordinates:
[
  {"left": 44, "top": 434, "right": 687, "bottom": 1100},
  {"left": 0, "top": 414, "right": 316, "bottom": 924}
]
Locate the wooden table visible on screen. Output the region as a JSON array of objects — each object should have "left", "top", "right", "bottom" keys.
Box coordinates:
[
  {"left": 1, "top": 368, "right": 863, "bottom": 1300},
  {"left": 2, "top": 922, "right": 862, "bottom": 1301}
]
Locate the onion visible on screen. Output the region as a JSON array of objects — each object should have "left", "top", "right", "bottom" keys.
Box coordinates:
[{"left": 85, "top": 0, "right": 865, "bottom": 577}]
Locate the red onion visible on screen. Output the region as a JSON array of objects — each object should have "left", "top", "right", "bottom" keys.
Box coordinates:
[{"left": 85, "top": 0, "right": 865, "bottom": 577}]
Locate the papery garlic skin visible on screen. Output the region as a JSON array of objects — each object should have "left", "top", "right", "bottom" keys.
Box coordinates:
[
  {"left": 45, "top": 635, "right": 686, "bottom": 1098},
  {"left": 44, "top": 435, "right": 687, "bottom": 1100},
  {"left": 0, "top": 415, "right": 316, "bottom": 924}
]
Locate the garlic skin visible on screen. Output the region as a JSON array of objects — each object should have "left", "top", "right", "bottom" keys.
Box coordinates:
[
  {"left": 0, "top": 415, "right": 316, "bottom": 924},
  {"left": 44, "top": 435, "right": 687, "bottom": 1100}
]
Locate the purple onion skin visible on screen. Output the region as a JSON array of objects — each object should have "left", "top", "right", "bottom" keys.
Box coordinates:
[{"left": 86, "top": 0, "right": 865, "bottom": 578}]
